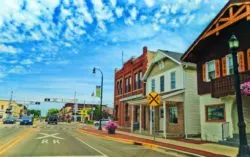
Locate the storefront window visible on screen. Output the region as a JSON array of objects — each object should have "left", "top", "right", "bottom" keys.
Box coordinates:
[
  {"left": 169, "top": 107, "right": 178, "bottom": 124},
  {"left": 206, "top": 104, "right": 225, "bottom": 122}
]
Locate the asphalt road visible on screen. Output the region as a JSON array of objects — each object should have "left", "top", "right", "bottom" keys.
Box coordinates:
[{"left": 0, "top": 122, "right": 186, "bottom": 157}]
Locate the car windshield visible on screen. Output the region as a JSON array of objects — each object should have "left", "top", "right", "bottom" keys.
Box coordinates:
[{"left": 22, "top": 116, "right": 31, "bottom": 120}]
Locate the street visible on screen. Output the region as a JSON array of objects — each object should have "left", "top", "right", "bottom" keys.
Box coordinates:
[{"left": 0, "top": 122, "right": 184, "bottom": 157}]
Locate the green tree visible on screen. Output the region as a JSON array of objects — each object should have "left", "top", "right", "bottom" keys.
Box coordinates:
[
  {"left": 27, "top": 109, "right": 41, "bottom": 118},
  {"left": 47, "top": 108, "right": 59, "bottom": 117}
]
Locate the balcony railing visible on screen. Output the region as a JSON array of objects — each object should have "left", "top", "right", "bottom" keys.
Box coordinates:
[{"left": 211, "top": 71, "right": 250, "bottom": 98}]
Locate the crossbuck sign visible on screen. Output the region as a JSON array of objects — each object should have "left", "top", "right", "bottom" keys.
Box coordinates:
[{"left": 147, "top": 92, "right": 161, "bottom": 107}]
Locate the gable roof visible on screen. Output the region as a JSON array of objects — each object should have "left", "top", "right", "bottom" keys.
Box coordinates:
[
  {"left": 159, "top": 50, "right": 183, "bottom": 63},
  {"left": 181, "top": 0, "right": 250, "bottom": 62},
  {"left": 143, "top": 49, "right": 183, "bottom": 80}
]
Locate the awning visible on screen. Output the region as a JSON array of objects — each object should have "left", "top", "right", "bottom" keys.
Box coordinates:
[
  {"left": 126, "top": 98, "right": 147, "bottom": 106},
  {"left": 119, "top": 94, "right": 144, "bottom": 102},
  {"left": 161, "top": 89, "right": 185, "bottom": 102}
]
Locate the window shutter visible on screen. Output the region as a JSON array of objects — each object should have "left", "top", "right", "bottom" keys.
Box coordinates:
[
  {"left": 222, "top": 57, "right": 227, "bottom": 76},
  {"left": 237, "top": 51, "right": 245, "bottom": 72},
  {"left": 215, "top": 59, "right": 220, "bottom": 78},
  {"left": 202, "top": 64, "right": 206, "bottom": 81},
  {"left": 248, "top": 49, "right": 250, "bottom": 70}
]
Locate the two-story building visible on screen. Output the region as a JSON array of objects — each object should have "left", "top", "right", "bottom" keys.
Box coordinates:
[
  {"left": 0, "top": 100, "right": 23, "bottom": 120},
  {"left": 141, "top": 50, "right": 200, "bottom": 138},
  {"left": 114, "top": 47, "right": 155, "bottom": 130},
  {"left": 182, "top": 0, "right": 250, "bottom": 143}
]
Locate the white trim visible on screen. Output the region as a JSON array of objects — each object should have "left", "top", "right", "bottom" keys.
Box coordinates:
[
  {"left": 158, "top": 50, "right": 181, "bottom": 65},
  {"left": 119, "top": 94, "right": 143, "bottom": 102},
  {"left": 162, "top": 89, "right": 185, "bottom": 99},
  {"left": 205, "top": 60, "right": 215, "bottom": 82}
]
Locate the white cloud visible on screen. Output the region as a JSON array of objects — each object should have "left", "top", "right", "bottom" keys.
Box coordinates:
[
  {"left": 110, "top": 0, "right": 117, "bottom": 7},
  {"left": 74, "top": 0, "right": 93, "bottom": 24},
  {"left": 140, "top": 15, "right": 147, "bottom": 21},
  {"left": 128, "top": 0, "right": 136, "bottom": 4},
  {"left": 115, "top": 7, "right": 124, "bottom": 18},
  {"left": 0, "top": 72, "right": 6, "bottom": 79},
  {"left": 21, "top": 59, "right": 34, "bottom": 65},
  {"left": 130, "top": 7, "right": 137, "bottom": 20},
  {"left": 9, "top": 66, "right": 27, "bottom": 74},
  {"left": 0, "top": 44, "right": 20, "bottom": 54},
  {"left": 144, "top": 0, "right": 155, "bottom": 7}
]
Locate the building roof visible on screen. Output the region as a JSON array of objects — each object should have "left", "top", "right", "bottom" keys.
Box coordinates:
[
  {"left": 181, "top": 0, "right": 250, "bottom": 62},
  {"left": 159, "top": 50, "right": 183, "bottom": 62},
  {"left": 143, "top": 49, "right": 183, "bottom": 80}
]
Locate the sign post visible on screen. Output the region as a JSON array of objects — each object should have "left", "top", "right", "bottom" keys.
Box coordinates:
[{"left": 147, "top": 92, "right": 161, "bottom": 142}]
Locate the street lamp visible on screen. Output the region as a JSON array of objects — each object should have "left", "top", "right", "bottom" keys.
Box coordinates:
[
  {"left": 92, "top": 67, "right": 103, "bottom": 130},
  {"left": 228, "top": 34, "right": 250, "bottom": 157}
]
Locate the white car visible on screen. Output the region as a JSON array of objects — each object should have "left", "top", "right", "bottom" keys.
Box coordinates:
[{"left": 93, "top": 119, "right": 111, "bottom": 126}]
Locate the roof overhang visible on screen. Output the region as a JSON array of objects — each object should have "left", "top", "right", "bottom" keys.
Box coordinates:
[
  {"left": 181, "top": 0, "right": 250, "bottom": 62},
  {"left": 119, "top": 94, "right": 144, "bottom": 102}
]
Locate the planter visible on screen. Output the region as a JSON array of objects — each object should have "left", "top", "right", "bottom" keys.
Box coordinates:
[{"left": 108, "top": 129, "right": 116, "bottom": 134}]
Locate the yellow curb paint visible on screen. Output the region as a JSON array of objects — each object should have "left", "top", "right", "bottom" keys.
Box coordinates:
[
  {"left": 78, "top": 129, "right": 159, "bottom": 149},
  {"left": 0, "top": 129, "right": 35, "bottom": 155}
]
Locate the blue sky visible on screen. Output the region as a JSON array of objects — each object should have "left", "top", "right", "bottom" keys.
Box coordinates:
[{"left": 0, "top": 0, "right": 228, "bottom": 115}]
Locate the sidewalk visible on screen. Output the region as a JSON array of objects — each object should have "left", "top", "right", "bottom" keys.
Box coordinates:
[{"left": 80, "top": 124, "right": 238, "bottom": 157}]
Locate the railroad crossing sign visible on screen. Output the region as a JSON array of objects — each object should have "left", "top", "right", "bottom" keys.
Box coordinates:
[{"left": 147, "top": 92, "right": 161, "bottom": 107}]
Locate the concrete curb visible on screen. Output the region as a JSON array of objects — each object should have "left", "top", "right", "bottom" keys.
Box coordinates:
[{"left": 78, "top": 129, "right": 203, "bottom": 157}]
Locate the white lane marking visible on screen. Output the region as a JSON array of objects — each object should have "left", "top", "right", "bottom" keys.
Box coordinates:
[
  {"left": 41, "top": 139, "right": 48, "bottom": 144},
  {"left": 75, "top": 138, "right": 108, "bottom": 157},
  {"left": 36, "top": 133, "right": 64, "bottom": 140},
  {"left": 53, "top": 139, "right": 60, "bottom": 144}
]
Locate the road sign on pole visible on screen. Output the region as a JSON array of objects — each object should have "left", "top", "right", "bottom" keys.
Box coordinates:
[{"left": 147, "top": 92, "right": 161, "bottom": 142}]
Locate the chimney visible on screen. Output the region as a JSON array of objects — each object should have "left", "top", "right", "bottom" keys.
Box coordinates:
[{"left": 143, "top": 46, "right": 147, "bottom": 55}]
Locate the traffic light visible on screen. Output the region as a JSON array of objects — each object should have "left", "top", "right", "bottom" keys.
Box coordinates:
[
  {"left": 44, "top": 98, "right": 50, "bottom": 102},
  {"left": 35, "top": 102, "right": 40, "bottom": 105}
]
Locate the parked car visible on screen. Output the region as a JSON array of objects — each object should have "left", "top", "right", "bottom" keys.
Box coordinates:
[
  {"left": 94, "top": 119, "right": 111, "bottom": 126},
  {"left": 3, "top": 117, "right": 16, "bottom": 124},
  {"left": 48, "top": 115, "right": 58, "bottom": 125},
  {"left": 20, "top": 116, "right": 33, "bottom": 125}
]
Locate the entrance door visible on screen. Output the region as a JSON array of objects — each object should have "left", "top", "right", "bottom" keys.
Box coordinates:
[{"left": 159, "top": 107, "right": 164, "bottom": 131}]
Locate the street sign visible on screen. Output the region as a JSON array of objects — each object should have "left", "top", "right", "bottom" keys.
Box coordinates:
[
  {"left": 147, "top": 92, "right": 161, "bottom": 107},
  {"left": 44, "top": 98, "right": 78, "bottom": 103}
]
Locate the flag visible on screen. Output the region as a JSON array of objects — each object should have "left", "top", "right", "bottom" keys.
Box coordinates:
[{"left": 96, "top": 85, "right": 101, "bottom": 98}]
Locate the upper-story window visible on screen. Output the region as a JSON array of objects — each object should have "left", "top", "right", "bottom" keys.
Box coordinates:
[
  {"left": 151, "top": 79, "right": 155, "bottom": 92},
  {"left": 120, "top": 80, "right": 123, "bottom": 94},
  {"left": 139, "top": 71, "right": 142, "bottom": 89},
  {"left": 125, "top": 78, "right": 129, "bottom": 93},
  {"left": 207, "top": 60, "right": 215, "bottom": 81},
  {"left": 134, "top": 73, "right": 138, "bottom": 90},
  {"left": 226, "top": 54, "right": 234, "bottom": 75},
  {"left": 117, "top": 81, "right": 120, "bottom": 95},
  {"left": 170, "top": 72, "right": 176, "bottom": 89},
  {"left": 129, "top": 77, "right": 132, "bottom": 92},
  {"left": 160, "top": 75, "right": 164, "bottom": 92}
]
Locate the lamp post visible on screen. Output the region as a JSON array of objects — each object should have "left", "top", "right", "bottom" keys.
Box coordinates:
[
  {"left": 93, "top": 67, "right": 103, "bottom": 130},
  {"left": 228, "top": 34, "right": 250, "bottom": 157}
]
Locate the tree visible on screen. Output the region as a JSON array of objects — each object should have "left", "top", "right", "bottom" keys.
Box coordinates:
[
  {"left": 27, "top": 109, "right": 41, "bottom": 118},
  {"left": 47, "top": 108, "right": 59, "bottom": 117}
]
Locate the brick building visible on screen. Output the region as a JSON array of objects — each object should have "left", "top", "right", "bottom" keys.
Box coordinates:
[{"left": 114, "top": 47, "right": 155, "bottom": 129}]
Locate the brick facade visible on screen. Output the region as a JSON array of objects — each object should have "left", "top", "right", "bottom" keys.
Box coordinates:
[{"left": 114, "top": 47, "right": 149, "bottom": 128}]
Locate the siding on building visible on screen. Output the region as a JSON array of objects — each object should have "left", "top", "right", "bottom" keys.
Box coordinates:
[{"left": 183, "top": 69, "right": 201, "bottom": 135}]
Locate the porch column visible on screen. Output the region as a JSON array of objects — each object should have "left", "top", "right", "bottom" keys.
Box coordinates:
[
  {"left": 131, "top": 105, "right": 134, "bottom": 132},
  {"left": 163, "top": 100, "right": 167, "bottom": 138},
  {"left": 139, "top": 104, "right": 142, "bottom": 133},
  {"left": 150, "top": 106, "right": 152, "bottom": 135}
]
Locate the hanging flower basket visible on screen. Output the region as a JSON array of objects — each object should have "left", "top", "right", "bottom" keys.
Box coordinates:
[
  {"left": 104, "top": 121, "right": 118, "bottom": 134},
  {"left": 241, "top": 81, "right": 250, "bottom": 96}
]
